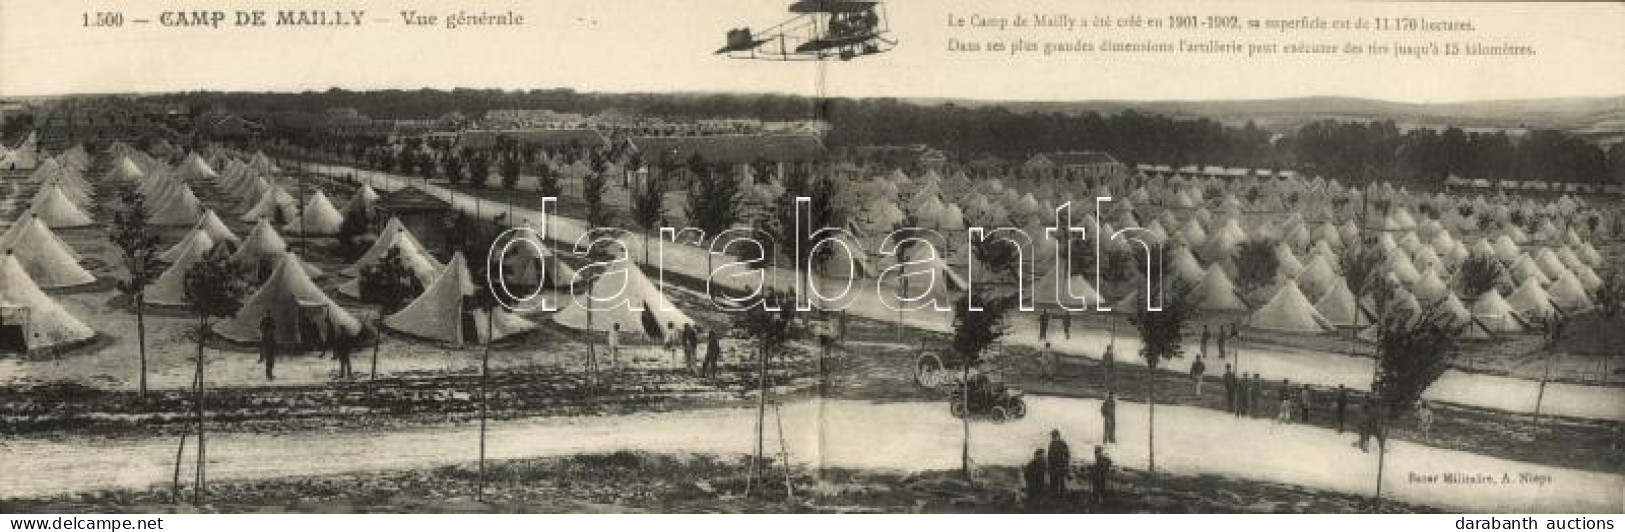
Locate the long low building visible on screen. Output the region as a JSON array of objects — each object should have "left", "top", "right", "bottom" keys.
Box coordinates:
[
  {"left": 627, "top": 133, "right": 827, "bottom": 185},
  {"left": 453, "top": 128, "right": 612, "bottom": 154}
]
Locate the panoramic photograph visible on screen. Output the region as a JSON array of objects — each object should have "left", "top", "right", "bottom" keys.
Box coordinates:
[{"left": 1, "top": 0, "right": 1622, "bottom": 518}]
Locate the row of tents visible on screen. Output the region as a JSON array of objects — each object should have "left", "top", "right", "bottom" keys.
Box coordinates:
[{"left": 4, "top": 140, "right": 699, "bottom": 354}]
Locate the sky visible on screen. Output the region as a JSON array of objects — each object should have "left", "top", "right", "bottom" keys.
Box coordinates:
[{"left": 2, "top": 0, "right": 1622, "bottom": 103}]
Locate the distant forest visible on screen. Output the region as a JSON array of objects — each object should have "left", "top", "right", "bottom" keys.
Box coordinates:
[{"left": 86, "top": 89, "right": 1625, "bottom": 185}]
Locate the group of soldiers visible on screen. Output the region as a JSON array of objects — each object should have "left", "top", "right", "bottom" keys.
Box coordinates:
[
  {"left": 1220, "top": 362, "right": 1435, "bottom": 450},
  {"left": 664, "top": 322, "right": 724, "bottom": 380},
  {"left": 1023, "top": 430, "right": 1114, "bottom": 511},
  {"left": 257, "top": 314, "right": 361, "bottom": 381}
]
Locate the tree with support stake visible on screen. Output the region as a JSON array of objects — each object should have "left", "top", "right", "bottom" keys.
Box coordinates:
[
  {"left": 1590, "top": 268, "right": 1625, "bottom": 384},
  {"left": 1530, "top": 311, "right": 1570, "bottom": 426},
  {"left": 1128, "top": 276, "right": 1198, "bottom": 474},
  {"left": 179, "top": 251, "right": 247, "bottom": 505},
  {"left": 734, "top": 288, "right": 803, "bottom": 498},
  {"left": 1367, "top": 302, "right": 1462, "bottom": 512},
  {"left": 948, "top": 289, "right": 1014, "bottom": 481},
  {"left": 471, "top": 286, "right": 499, "bottom": 502},
  {"left": 106, "top": 187, "right": 163, "bottom": 400}
]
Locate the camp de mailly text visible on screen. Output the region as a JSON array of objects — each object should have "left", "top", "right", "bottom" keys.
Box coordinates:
[{"left": 154, "top": 9, "right": 523, "bottom": 28}]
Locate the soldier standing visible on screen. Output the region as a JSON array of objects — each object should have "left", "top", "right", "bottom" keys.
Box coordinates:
[
  {"left": 1101, "top": 392, "right": 1118, "bottom": 444},
  {"left": 1223, "top": 364, "right": 1238, "bottom": 415},
  {"left": 1024, "top": 448, "right": 1048, "bottom": 510},
  {"left": 1335, "top": 385, "right": 1349, "bottom": 433},
  {"left": 259, "top": 315, "right": 277, "bottom": 381},
  {"left": 1047, "top": 430, "right": 1072, "bottom": 497}
]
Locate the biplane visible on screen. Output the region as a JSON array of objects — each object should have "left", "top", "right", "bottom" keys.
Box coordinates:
[{"left": 716, "top": 0, "right": 896, "bottom": 61}]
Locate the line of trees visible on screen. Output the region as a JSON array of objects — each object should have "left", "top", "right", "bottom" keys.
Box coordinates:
[{"left": 149, "top": 89, "right": 1625, "bottom": 191}]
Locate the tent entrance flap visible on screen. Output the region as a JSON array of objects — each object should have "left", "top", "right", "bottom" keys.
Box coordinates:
[
  {"left": 461, "top": 303, "right": 479, "bottom": 345},
  {"left": 0, "top": 306, "right": 31, "bottom": 354},
  {"left": 296, "top": 300, "right": 330, "bottom": 349}
]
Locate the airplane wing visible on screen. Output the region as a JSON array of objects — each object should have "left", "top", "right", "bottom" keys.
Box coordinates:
[{"left": 788, "top": 0, "right": 878, "bottom": 14}]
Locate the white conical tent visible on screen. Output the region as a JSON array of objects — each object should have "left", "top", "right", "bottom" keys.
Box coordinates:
[
  {"left": 0, "top": 216, "right": 94, "bottom": 288},
  {"left": 1577, "top": 241, "right": 1602, "bottom": 267},
  {"left": 1492, "top": 235, "right": 1521, "bottom": 263},
  {"left": 0, "top": 251, "right": 95, "bottom": 351},
  {"left": 240, "top": 186, "right": 299, "bottom": 223},
  {"left": 1411, "top": 268, "right": 1450, "bottom": 303},
  {"left": 230, "top": 220, "right": 323, "bottom": 279},
  {"left": 1546, "top": 271, "right": 1593, "bottom": 312},
  {"left": 1170, "top": 246, "right": 1206, "bottom": 284},
  {"left": 493, "top": 225, "right": 577, "bottom": 289},
  {"left": 228, "top": 173, "right": 272, "bottom": 202},
  {"left": 1274, "top": 243, "right": 1306, "bottom": 279},
  {"left": 552, "top": 258, "right": 694, "bottom": 340},
  {"left": 137, "top": 171, "right": 177, "bottom": 198},
  {"left": 1471, "top": 290, "right": 1526, "bottom": 333},
  {"left": 1297, "top": 254, "right": 1338, "bottom": 300},
  {"left": 1506, "top": 277, "right": 1558, "bottom": 319},
  {"left": 192, "top": 210, "right": 239, "bottom": 246},
  {"left": 173, "top": 153, "right": 218, "bottom": 181},
  {"left": 1314, "top": 278, "right": 1371, "bottom": 328},
  {"left": 344, "top": 218, "right": 438, "bottom": 276},
  {"left": 145, "top": 180, "right": 205, "bottom": 226},
  {"left": 342, "top": 184, "right": 381, "bottom": 221},
  {"left": 286, "top": 191, "right": 345, "bottom": 235},
  {"left": 1387, "top": 252, "right": 1422, "bottom": 285},
  {"left": 892, "top": 245, "right": 968, "bottom": 308},
  {"left": 1031, "top": 268, "right": 1102, "bottom": 309},
  {"left": 159, "top": 227, "right": 216, "bottom": 263},
  {"left": 145, "top": 233, "right": 214, "bottom": 307},
  {"left": 38, "top": 173, "right": 93, "bottom": 206},
  {"left": 249, "top": 151, "right": 279, "bottom": 174},
  {"left": 1510, "top": 255, "right": 1551, "bottom": 286},
  {"left": 1534, "top": 249, "right": 1570, "bottom": 280},
  {"left": 213, "top": 254, "right": 362, "bottom": 344},
  {"left": 1193, "top": 264, "right": 1248, "bottom": 311},
  {"left": 0, "top": 133, "right": 41, "bottom": 169},
  {"left": 1248, "top": 280, "right": 1334, "bottom": 333},
  {"left": 26, "top": 185, "right": 94, "bottom": 228},
  {"left": 384, "top": 253, "right": 535, "bottom": 346},
  {"left": 338, "top": 235, "right": 442, "bottom": 299},
  {"left": 1439, "top": 292, "right": 1481, "bottom": 333}
]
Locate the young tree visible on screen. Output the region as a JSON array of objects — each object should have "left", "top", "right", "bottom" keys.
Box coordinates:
[
  {"left": 377, "top": 150, "right": 396, "bottom": 173},
  {"left": 442, "top": 154, "right": 465, "bottom": 186},
  {"left": 582, "top": 166, "right": 611, "bottom": 227},
  {"left": 468, "top": 154, "right": 491, "bottom": 189},
  {"left": 773, "top": 171, "right": 838, "bottom": 277},
  {"left": 972, "top": 235, "right": 1023, "bottom": 281},
  {"left": 1233, "top": 238, "right": 1280, "bottom": 297},
  {"left": 685, "top": 154, "right": 742, "bottom": 237},
  {"left": 1454, "top": 254, "right": 1504, "bottom": 297},
  {"left": 732, "top": 288, "right": 804, "bottom": 496},
  {"left": 468, "top": 265, "right": 502, "bottom": 502},
  {"left": 1340, "top": 243, "right": 1387, "bottom": 354},
  {"left": 624, "top": 152, "right": 645, "bottom": 188},
  {"left": 108, "top": 188, "right": 163, "bottom": 399},
  {"left": 1368, "top": 305, "right": 1462, "bottom": 509},
  {"left": 358, "top": 248, "right": 424, "bottom": 314},
  {"left": 335, "top": 213, "right": 372, "bottom": 261},
  {"left": 535, "top": 160, "right": 561, "bottom": 198},
  {"left": 1591, "top": 269, "right": 1625, "bottom": 381},
  {"left": 628, "top": 173, "right": 665, "bottom": 265},
  {"left": 1128, "top": 278, "right": 1198, "bottom": 473},
  {"left": 180, "top": 251, "right": 248, "bottom": 504},
  {"left": 416, "top": 151, "right": 437, "bottom": 180},
  {"left": 499, "top": 155, "right": 522, "bottom": 190},
  {"left": 949, "top": 290, "right": 1015, "bottom": 480}
]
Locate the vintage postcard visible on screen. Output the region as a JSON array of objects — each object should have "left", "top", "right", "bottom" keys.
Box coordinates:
[{"left": 0, "top": 0, "right": 1622, "bottom": 517}]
